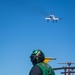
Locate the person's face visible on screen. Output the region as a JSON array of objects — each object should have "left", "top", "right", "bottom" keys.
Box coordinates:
[{"left": 30, "top": 55, "right": 37, "bottom": 65}]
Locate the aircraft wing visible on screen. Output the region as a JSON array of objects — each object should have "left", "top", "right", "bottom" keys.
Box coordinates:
[
  {"left": 45, "top": 18, "right": 51, "bottom": 20},
  {"left": 45, "top": 18, "right": 51, "bottom": 22}
]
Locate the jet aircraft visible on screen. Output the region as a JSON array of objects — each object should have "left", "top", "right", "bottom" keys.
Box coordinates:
[{"left": 45, "top": 12, "right": 62, "bottom": 23}]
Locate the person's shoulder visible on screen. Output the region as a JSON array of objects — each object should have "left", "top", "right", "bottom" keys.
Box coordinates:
[{"left": 31, "top": 65, "right": 42, "bottom": 71}]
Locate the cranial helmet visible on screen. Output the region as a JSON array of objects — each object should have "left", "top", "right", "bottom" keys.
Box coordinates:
[{"left": 30, "top": 49, "right": 45, "bottom": 65}]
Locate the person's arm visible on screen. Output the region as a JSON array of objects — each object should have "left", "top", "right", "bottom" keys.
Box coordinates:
[{"left": 49, "top": 66, "right": 55, "bottom": 75}]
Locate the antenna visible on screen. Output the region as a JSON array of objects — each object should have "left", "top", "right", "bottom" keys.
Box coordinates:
[
  {"left": 58, "top": 62, "right": 75, "bottom": 75},
  {"left": 58, "top": 62, "right": 75, "bottom": 66}
]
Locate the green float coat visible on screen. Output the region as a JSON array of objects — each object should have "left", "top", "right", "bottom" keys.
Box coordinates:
[{"left": 36, "top": 62, "right": 55, "bottom": 75}]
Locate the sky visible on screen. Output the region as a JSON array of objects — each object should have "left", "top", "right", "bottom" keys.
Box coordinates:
[{"left": 0, "top": 0, "right": 75, "bottom": 75}]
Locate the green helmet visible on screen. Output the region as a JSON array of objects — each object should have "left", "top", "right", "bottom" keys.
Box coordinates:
[{"left": 30, "top": 49, "right": 45, "bottom": 65}]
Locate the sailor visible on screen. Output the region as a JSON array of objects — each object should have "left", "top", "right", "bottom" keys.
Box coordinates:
[{"left": 29, "top": 49, "right": 55, "bottom": 75}]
